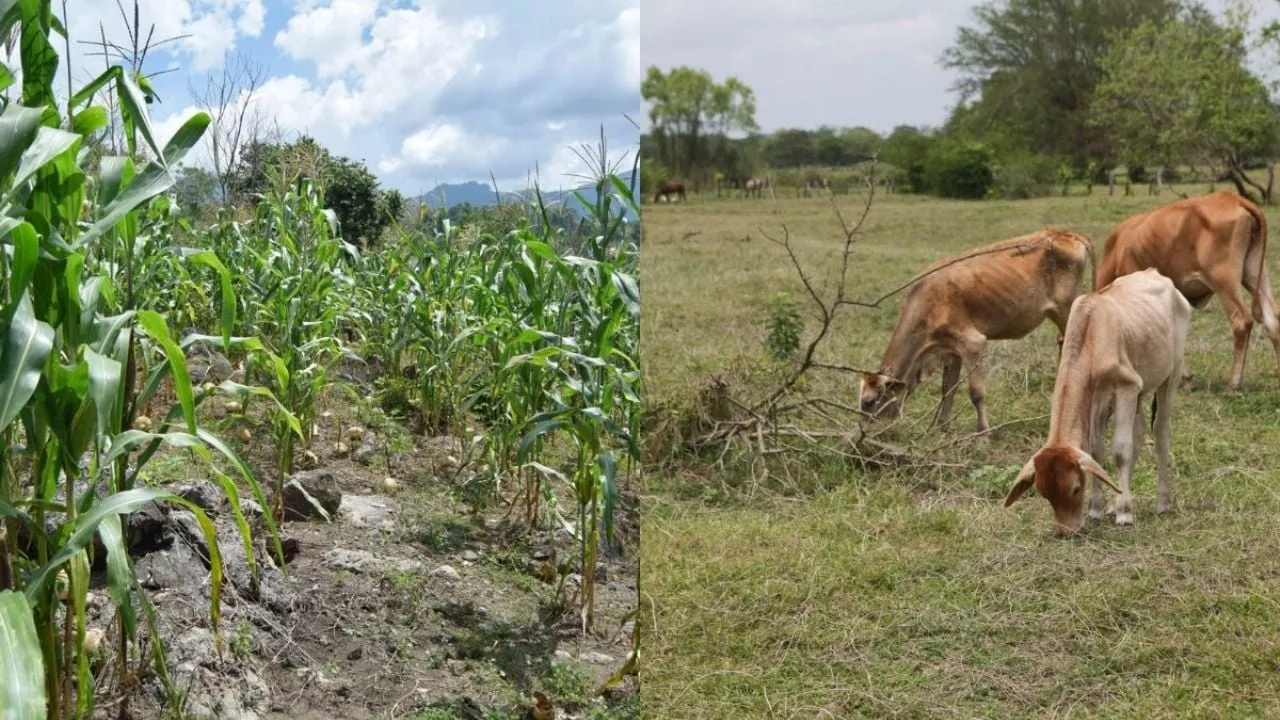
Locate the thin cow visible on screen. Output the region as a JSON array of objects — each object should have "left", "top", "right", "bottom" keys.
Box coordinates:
[
  {"left": 1003, "top": 268, "right": 1191, "bottom": 535},
  {"left": 1096, "top": 190, "right": 1280, "bottom": 390},
  {"left": 859, "top": 228, "right": 1094, "bottom": 435}
]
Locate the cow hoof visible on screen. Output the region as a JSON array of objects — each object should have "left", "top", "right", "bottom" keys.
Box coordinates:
[
  {"left": 1156, "top": 501, "right": 1175, "bottom": 515},
  {"left": 1115, "top": 512, "right": 1135, "bottom": 527},
  {"left": 974, "top": 432, "right": 992, "bottom": 444}
]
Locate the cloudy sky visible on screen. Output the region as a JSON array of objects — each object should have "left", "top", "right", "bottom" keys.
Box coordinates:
[
  {"left": 53, "top": 0, "right": 639, "bottom": 194},
  {"left": 641, "top": 0, "right": 1280, "bottom": 135}
]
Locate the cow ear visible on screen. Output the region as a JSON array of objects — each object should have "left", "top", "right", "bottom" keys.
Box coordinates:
[
  {"left": 1002, "top": 459, "right": 1037, "bottom": 508},
  {"left": 1075, "top": 450, "right": 1121, "bottom": 494}
]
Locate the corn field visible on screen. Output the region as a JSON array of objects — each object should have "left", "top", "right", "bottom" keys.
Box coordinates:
[{"left": 0, "top": 1, "right": 641, "bottom": 716}]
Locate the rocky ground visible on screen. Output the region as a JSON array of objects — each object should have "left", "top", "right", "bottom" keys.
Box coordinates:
[{"left": 73, "top": 351, "right": 639, "bottom": 720}]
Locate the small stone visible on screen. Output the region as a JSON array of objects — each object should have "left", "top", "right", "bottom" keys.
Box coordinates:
[
  {"left": 431, "top": 565, "right": 462, "bottom": 583},
  {"left": 553, "top": 649, "right": 574, "bottom": 662},
  {"left": 280, "top": 468, "right": 343, "bottom": 521},
  {"left": 134, "top": 415, "right": 152, "bottom": 431},
  {"left": 460, "top": 550, "right": 480, "bottom": 562},
  {"left": 345, "top": 426, "right": 365, "bottom": 441},
  {"left": 224, "top": 400, "right": 243, "bottom": 413},
  {"left": 333, "top": 442, "right": 350, "bottom": 457},
  {"left": 581, "top": 651, "right": 615, "bottom": 665},
  {"left": 531, "top": 547, "right": 552, "bottom": 561},
  {"left": 347, "top": 647, "right": 363, "bottom": 660},
  {"left": 240, "top": 498, "right": 264, "bottom": 519},
  {"left": 236, "top": 427, "right": 253, "bottom": 443}
]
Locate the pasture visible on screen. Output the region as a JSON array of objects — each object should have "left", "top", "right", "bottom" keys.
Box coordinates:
[{"left": 640, "top": 184, "right": 1280, "bottom": 717}]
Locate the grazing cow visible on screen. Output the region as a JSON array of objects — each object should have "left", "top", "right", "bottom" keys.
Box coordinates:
[
  {"left": 744, "top": 177, "right": 765, "bottom": 199},
  {"left": 654, "top": 181, "right": 687, "bottom": 203},
  {"left": 1096, "top": 190, "right": 1280, "bottom": 390},
  {"left": 859, "top": 228, "right": 1094, "bottom": 435},
  {"left": 1003, "top": 268, "right": 1191, "bottom": 535}
]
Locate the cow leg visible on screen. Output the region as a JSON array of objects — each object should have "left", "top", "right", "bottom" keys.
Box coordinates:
[
  {"left": 937, "top": 357, "right": 962, "bottom": 432},
  {"left": 1220, "top": 288, "right": 1254, "bottom": 391},
  {"left": 1242, "top": 241, "right": 1280, "bottom": 386},
  {"left": 1153, "top": 377, "right": 1177, "bottom": 514},
  {"left": 1088, "top": 411, "right": 1109, "bottom": 522},
  {"left": 1110, "top": 389, "right": 1141, "bottom": 526},
  {"left": 960, "top": 333, "right": 991, "bottom": 438}
]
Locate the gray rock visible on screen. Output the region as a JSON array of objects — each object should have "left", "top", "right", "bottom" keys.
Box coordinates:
[
  {"left": 352, "top": 431, "right": 380, "bottom": 465},
  {"left": 163, "top": 626, "right": 269, "bottom": 720},
  {"left": 339, "top": 495, "right": 393, "bottom": 528},
  {"left": 460, "top": 550, "right": 480, "bottom": 562},
  {"left": 127, "top": 501, "right": 171, "bottom": 555},
  {"left": 279, "top": 468, "right": 342, "bottom": 521},
  {"left": 169, "top": 510, "right": 209, "bottom": 558},
  {"left": 135, "top": 542, "right": 208, "bottom": 590},
  {"left": 324, "top": 548, "right": 422, "bottom": 575},
  {"left": 174, "top": 482, "right": 223, "bottom": 514},
  {"left": 240, "top": 499, "right": 264, "bottom": 519},
  {"left": 426, "top": 435, "right": 466, "bottom": 457},
  {"left": 581, "top": 651, "right": 616, "bottom": 664},
  {"left": 430, "top": 565, "right": 462, "bottom": 583}
]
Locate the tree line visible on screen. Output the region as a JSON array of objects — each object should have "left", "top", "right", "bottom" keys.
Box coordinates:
[{"left": 643, "top": 0, "right": 1280, "bottom": 203}]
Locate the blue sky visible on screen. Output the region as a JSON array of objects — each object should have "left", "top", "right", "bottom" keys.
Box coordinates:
[
  {"left": 641, "top": 0, "right": 1280, "bottom": 135},
  {"left": 59, "top": 0, "right": 639, "bottom": 195}
]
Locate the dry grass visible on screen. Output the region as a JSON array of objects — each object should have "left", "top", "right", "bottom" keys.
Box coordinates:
[{"left": 640, "top": 183, "right": 1280, "bottom": 718}]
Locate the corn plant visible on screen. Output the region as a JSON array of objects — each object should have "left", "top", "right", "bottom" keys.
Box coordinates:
[
  {"left": 0, "top": 1, "right": 274, "bottom": 716},
  {"left": 205, "top": 169, "right": 349, "bottom": 522},
  {"left": 348, "top": 151, "right": 641, "bottom": 629}
]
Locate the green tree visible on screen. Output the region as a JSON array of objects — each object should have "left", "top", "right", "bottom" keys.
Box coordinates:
[
  {"left": 880, "top": 125, "right": 937, "bottom": 192},
  {"left": 941, "top": 0, "right": 1183, "bottom": 165},
  {"left": 764, "top": 128, "right": 816, "bottom": 168},
  {"left": 641, "top": 66, "right": 758, "bottom": 184},
  {"left": 1091, "top": 11, "right": 1280, "bottom": 200},
  {"left": 173, "top": 165, "right": 219, "bottom": 216},
  {"left": 228, "top": 136, "right": 401, "bottom": 244}
]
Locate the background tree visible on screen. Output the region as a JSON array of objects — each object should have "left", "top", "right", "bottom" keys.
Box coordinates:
[
  {"left": 190, "top": 50, "right": 271, "bottom": 206},
  {"left": 641, "top": 66, "right": 758, "bottom": 184},
  {"left": 174, "top": 165, "right": 219, "bottom": 217},
  {"left": 229, "top": 135, "right": 402, "bottom": 244},
  {"left": 941, "top": 0, "right": 1184, "bottom": 167},
  {"left": 1091, "top": 10, "right": 1280, "bottom": 200}
]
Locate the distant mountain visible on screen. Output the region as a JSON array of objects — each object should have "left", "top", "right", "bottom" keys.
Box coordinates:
[{"left": 418, "top": 170, "right": 638, "bottom": 221}]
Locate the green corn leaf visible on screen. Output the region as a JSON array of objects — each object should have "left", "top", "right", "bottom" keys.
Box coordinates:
[
  {"left": 0, "top": 589, "right": 45, "bottom": 720},
  {"left": 184, "top": 251, "right": 235, "bottom": 352},
  {"left": 0, "top": 293, "right": 54, "bottom": 430},
  {"left": 136, "top": 310, "right": 197, "bottom": 434},
  {"left": 0, "top": 104, "right": 42, "bottom": 184}
]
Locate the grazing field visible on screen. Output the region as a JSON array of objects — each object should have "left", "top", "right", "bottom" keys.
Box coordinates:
[{"left": 640, "top": 186, "right": 1280, "bottom": 718}]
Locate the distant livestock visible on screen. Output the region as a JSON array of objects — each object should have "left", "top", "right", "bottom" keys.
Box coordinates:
[{"left": 654, "top": 181, "right": 687, "bottom": 203}]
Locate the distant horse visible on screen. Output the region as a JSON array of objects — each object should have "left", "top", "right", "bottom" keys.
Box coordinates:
[
  {"left": 744, "top": 177, "right": 765, "bottom": 199},
  {"left": 654, "top": 181, "right": 687, "bottom": 203}
]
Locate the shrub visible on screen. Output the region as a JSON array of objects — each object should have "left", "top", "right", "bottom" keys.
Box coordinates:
[
  {"left": 923, "top": 140, "right": 995, "bottom": 199},
  {"left": 995, "top": 153, "right": 1060, "bottom": 199}
]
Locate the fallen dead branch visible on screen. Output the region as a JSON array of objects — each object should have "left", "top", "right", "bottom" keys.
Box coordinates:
[{"left": 688, "top": 159, "right": 1047, "bottom": 479}]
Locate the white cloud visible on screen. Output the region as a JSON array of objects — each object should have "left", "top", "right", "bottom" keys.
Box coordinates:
[
  {"left": 378, "top": 122, "right": 507, "bottom": 175},
  {"left": 62, "top": 0, "right": 267, "bottom": 75},
  {"left": 274, "top": 0, "right": 379, "bottom": 77}
]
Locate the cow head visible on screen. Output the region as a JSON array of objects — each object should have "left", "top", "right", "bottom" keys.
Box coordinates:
[
  {"left": 1002, "top": 445, "right": 1121, "bottom": 535},
  {"left": 859, "top": 373, "right": 907, "bottom": 418}
]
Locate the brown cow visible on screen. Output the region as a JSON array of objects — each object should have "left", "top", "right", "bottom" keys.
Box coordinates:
[
  {"left": 1096, "top": 190, "right": 1280, "bottom": 390},
  {"left": 654, "top": 181, "right": 687, "bottom": 203},
  {"left": 1003, "top": 268, "right": 1191, "bottom": 535},
  {"left": 859, "top": 228, "right": 1094, "bottom": 435}
]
